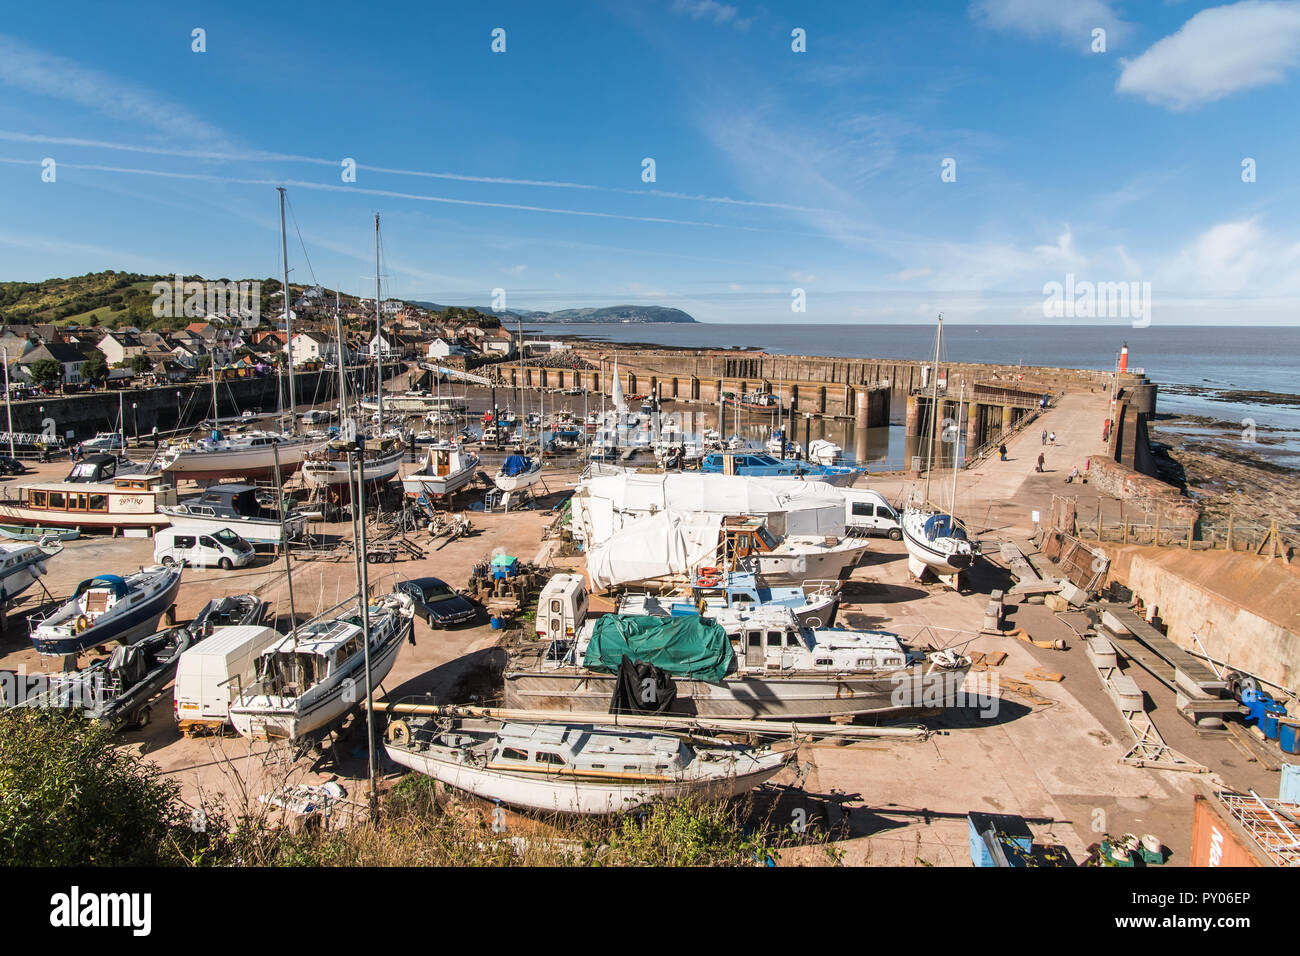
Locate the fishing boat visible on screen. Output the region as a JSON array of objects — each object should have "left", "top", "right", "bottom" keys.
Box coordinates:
[
  {"left": 0, "top": 536, "right": 62, "bottom": 606},
  {"left": 504, "top": 611, "right": 972, "bottom": 720},
  {"left": 29, "top": 564, "right": 183, "bottom": 656},
  {"left": 0, "top": 472, "right": 178, "bottom": 532},
  {"left": 229, "top": 590, "right": 415, "bottom": 741},
  {"left": 13, "top": 625, "right": 192, "bottom": 729},
  {"left": 901, "top": 315, "right": 978, "bottom": 583},
  {"left": 383, "top": 716, "right": 793, "bottom": 815},
  {"left": 0, "top": 524, "right": 78, "bottom": 542},
  {"left": 493, "top": 454, "right": 544, "bottom": 493},
  {"left": 617, "top": 570, "right": 840, "bottom": 628},
  {"left": 159, "top": 482, "right": 305, "bottom": 547},
  {"left": 402, "top": 442, "right": 479, "bottom": 498}
]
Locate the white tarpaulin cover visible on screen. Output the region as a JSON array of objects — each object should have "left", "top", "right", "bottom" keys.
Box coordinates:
[
  {"left": 586, "top": 510, "right": 725, "bottom": 592},
  {"left": 570, "top": 471, "right": 845, "bottom": 546}
]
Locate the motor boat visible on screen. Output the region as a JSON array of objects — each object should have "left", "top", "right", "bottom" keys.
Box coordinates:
[{"left": 29, "top": 564, "right": 183, "bottom": 656}]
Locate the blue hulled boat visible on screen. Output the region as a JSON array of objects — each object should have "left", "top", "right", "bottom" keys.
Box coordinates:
[{"left": 29, "top": 566, "right": 183, "bottom": 656}]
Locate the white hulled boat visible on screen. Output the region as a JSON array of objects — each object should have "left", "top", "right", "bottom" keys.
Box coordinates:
[
  {"left": 383, "top": 716, "right": 793, "bottom": 815},
  {"left": 0, "top": 536, "right": 62, "bottom": 607},
  {"left": 229, "top": 590, "right": 415, "bottom": 741},
  {"left": 493, "top": 454, "right": 544, "bottom": 492},
  {"left": 402, "top": 442, "right": 479, "bottom": 498},
  {"left": 302, "top": 436, "right": 405, "bottom": 489}
]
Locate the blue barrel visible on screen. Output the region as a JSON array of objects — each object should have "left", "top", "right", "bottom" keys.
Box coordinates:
[
  {"left": 1261, "top": 710, "right": 1282, "bottom": 740},
  {"left": 1279, "top": 722, "right": 1300, "bottom": 755},
  {"left": 489, "top": 616, "right": 504, "bottom": 630}
]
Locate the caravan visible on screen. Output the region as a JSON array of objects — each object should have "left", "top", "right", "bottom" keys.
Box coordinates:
[{"left": 536, "top": 573, "right": 588, "bottom": 642}]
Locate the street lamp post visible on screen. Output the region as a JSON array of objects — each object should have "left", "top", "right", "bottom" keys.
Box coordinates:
[{"left": 132, "top": 402, "right": 138, "bottom": 446}]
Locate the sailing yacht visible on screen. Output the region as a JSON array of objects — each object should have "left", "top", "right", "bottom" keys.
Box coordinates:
[{"left": 900, "top": 315, "right": 978, "bottom": 581}]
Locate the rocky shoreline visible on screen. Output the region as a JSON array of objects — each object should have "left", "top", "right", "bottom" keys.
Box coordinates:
[{"left": 1151, "top": 413, "right": 1300, "bottom": 535}]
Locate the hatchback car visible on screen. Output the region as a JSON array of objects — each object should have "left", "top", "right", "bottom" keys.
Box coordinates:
[{"left": 396, "top": 576, "right": 479, "bottom": 628}]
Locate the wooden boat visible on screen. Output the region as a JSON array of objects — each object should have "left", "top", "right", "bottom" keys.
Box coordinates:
[
  {"left": 29, "top": 565, "right": 183, "bottom": 656},
  {"left": 0, "top": 472, "right": 178, "bottom": 532},
  {"left": 229, "top": 590, "right": 415, "bottom": 741},
  {"left": 383, "top": 716, "right": 793, "bottom": 815},
  {"left": 504, "top": 611, "right": 971, "bottom": 720}
]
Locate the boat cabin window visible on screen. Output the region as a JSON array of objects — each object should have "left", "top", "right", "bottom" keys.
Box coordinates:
[
  {"left": 815, "top": 657, "right": 833, "bottom": 666},
  {"left": 746, "top": 632, "right": 761, "bottom": 649},
  {"left": 499, "top": 747, "right": 528, "bottom": 761},
  {"left": 89, "top": 494, "right": 108, "bottom": 512},
  {"left": 535, "top": 751, "right": 565, "bottom": 766},
  {"left": 31, "top": 490, "right": 46, "bottom": 508},
  {"left": 732, "top": 591, "right": 758, "bottom": 603},
  {"left": 766, "top": 630, "right": 783, "bottom": 648},
  {"left": 756, "top": 527, "right": 778, "bottom": 550},
  {"left": 785, "top": 632, "right": 802, "bottom": 648},
  {"left": 48, "top": 491, "right": 66, "bottom": 509}
]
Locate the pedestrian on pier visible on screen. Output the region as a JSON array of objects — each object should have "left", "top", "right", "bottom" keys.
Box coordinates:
[
  {"left": 1040, "top": 429, "right": 1047, "bottom": 445},
  {"left": 998, "top": 443, "right": 1007, "bottom": 461},
  {"left": 1036, "top": 452, "right": 1045, "bottom": 473},
  {"left": 1049, "top": 431, "right": 1056, "bottom": 444}
]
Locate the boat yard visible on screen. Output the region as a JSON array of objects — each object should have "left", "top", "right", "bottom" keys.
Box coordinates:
[{"left": 1, "top": 373, "right": 1292, "bottom": 867}]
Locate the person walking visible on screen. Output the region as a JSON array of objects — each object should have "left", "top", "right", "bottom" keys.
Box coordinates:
[
  {"left": 1036, "top": 452, "right": 1045, "bottom": 473},
  {"left": 998, "top": 443, "right": 1007, "bottom": 461},
  {"left": 1041, "top": 429, "right": 1047, "bottom": 445}
]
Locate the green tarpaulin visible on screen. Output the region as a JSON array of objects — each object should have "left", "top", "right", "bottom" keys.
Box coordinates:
[{"left": 583, "top": 614, "right": 734, "bottom": 682}]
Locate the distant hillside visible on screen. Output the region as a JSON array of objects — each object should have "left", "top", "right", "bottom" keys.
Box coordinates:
[{"left": 411, "top": 302, "right": 696, "bottom": 323}]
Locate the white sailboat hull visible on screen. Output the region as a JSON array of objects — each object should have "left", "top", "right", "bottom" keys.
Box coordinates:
[
  {"left": 493, "top": 462, "right": 544, "bottom": 492},
  {"left": 161, "top": 439, "right": 325, "bottom": 481},
  {"left": 301, "top": 447, "right": 405, "bottom": 487},
  {"left": 384, "top": 743, "right": 790, "bottom": 815}
]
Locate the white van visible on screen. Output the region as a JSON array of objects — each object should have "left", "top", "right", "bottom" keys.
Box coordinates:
[
  {"left": 173, "top": 624, "right": 281, "bottom": 734},
  {"left": 536, "top": 573, "right": 588, "bottom": 642},
  {"left": 842, "top": 489, "right": 902, "bottom": 539},
  {"left": 154, "top": 526, "right": 255, "bottom": 570}
]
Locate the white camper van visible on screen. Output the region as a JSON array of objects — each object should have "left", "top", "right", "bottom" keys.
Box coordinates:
[
  {"left": 536, "top": 573, "right": 588, "bottom": 642},
  {"left": 173, "top": 624, "right": 281, "bottom": 734},
  {"left": 155, "top": 527, "right": 255, "bottom": 570},
  {"left": 842, "top": 489, "right": 902, "bottom": 539}
]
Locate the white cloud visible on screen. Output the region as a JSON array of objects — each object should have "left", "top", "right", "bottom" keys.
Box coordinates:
[
  {"left": 502, "top": 264, "right": 528, "bottom": 275},
  {"left": 0, "top": 34, "right": 229, "bottom": 147},
  {"left": 670, "top": 0, "right": 753, "bottom": 31},
  {"left": 971, "top": 0, "right": 1132, "bottom": 50},
  {"left": 895, "top": 267, "right": 933, "bottom": 281},
  {"left": 1117, "top": 1, "right": 1300, "bottom": 109},
  {"left": 1159, "top": 218, "right": 1300, "bottom": 292}
]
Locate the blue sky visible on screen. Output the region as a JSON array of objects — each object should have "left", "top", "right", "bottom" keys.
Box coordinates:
[{"left": 1, "top": 0, "right": 1299, "bottom": 324}]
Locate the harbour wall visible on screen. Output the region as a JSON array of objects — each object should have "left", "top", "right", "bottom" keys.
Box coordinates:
[
  {"left": 2, "top": 367, "right": 388, "bottom": 444},
  {"left": 1104, "top": 545, "right": 1300, "bottom": 694}
]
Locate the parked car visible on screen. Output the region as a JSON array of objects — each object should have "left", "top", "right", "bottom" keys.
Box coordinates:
[
  {"left": 396, "top": 576, "right": 479, "bottom": 627},
  {"left": 0, "top": 456, "right": 27, "bottom": 476}
]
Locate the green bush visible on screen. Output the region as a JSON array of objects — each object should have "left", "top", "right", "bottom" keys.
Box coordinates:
[{"left": 0, "top": 712, "right": 215, "bottom": 866}]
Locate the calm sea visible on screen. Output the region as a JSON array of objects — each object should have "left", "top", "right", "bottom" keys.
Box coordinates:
[{"left": 521, "top": 322, "right": 1300, "bottom": 467}]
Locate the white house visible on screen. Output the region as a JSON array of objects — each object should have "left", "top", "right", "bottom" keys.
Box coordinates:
[
  {"left": 290, "top": 330, "right": 338, "bottom": 366},
  {"left": 368, "top": 332, "right": 406, "bottom": 360},
  {"left": 97, "top": 331, "right": 148, "bottom": 367},
  {"left": 426, "top": 337, "right": 469, "bottom": 360}
]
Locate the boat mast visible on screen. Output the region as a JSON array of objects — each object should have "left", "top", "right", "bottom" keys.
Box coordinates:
[
  {"left": 278, "top": 186, "right": 297, "bottom": 436},
  {"left": 1, "top": 347, "right": 13, "bottom": 458},
  {"left": 374, "top": 213, "right": 383, "bottom": 436},
  {"left": 350, "top": 440, "right": 378, "bottom": 820},
  {"left": 517, "top": 317, "right": 525, "bottom": 450},
  {"left": 923, "top": 313, "right": 943, "bottom": 505},
  {"left": 335, "top": 295, "right": 349, "bottom": 439},
  {"left": 950, "top": 384, "right": 963, "bottom": 515}
]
